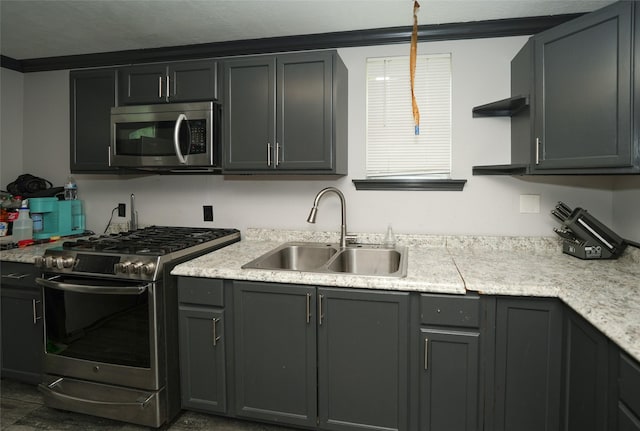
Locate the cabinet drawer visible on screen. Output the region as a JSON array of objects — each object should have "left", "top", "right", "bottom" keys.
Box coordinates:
[
  {"left": 620, "top": 353, "right": 640, "bottom": 419},
  {"left": 0, "top": 262, "right": 39, "bottom": 289},
  {"left": 178, "top": 277, "right": 224, "bottom": 307},
  {"left": 420, "top": 294, "right": 480, "bottom": 328}
]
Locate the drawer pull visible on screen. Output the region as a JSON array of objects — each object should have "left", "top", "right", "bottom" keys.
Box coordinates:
[{"left": 424, "top": 338, "right": 429, "bottom": 370}]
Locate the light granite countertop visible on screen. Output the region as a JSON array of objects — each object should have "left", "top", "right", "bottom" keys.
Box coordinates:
[
  {"left": 172, "top": 228, "right": 640, "bottom": 363},
  {"left": 2, "top": 228, "right": 638, "bottom": 363}
]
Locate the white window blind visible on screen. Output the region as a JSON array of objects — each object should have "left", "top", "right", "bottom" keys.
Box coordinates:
[{"left": 366, "top": 54, "right": 452, "bottom": 177}]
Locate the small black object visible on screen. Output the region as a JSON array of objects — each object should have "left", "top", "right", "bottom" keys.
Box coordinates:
[
  {"left": 203, "top": 205, "right": 214, "bottom": 221},
  {"left": 5, "top": 173, "right": 62, "bottom": 198},
  {"left": 118, "top": 203, "right": 126, "bottom": 217}
]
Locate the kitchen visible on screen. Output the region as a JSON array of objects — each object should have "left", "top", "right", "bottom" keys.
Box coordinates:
[{"left": 1, "top": 1, "right": 640, "bottom": 430}]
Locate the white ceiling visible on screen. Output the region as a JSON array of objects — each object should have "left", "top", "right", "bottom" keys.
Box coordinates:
[{"left": 0, "top": 0, "right": 616, "bottom": 60}]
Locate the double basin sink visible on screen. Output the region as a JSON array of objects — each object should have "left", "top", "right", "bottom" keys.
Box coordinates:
[{"left": 242, "top": 242, "right": 408, "bottom": 278}]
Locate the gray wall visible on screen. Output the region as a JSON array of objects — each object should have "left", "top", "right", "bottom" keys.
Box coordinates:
[{"left": 2, "top": 36, "right": 638, "bottom": 241}]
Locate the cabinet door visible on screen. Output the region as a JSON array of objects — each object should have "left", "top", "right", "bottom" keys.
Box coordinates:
[
  {"left": 318, "top": 288, "right": 409, "bottom": 431},
  {"left": 178, "top": 305, "right": 226, "bottom": 413},
  {"left": 276, "top": 52, "right": 333, "bottom": 170},
  {"left": 169, "top": 60, "right": 217, "bottom": 102},
  {"left": 223, "top": 57, "right": 275, "bottom": 171},
  {"left": 70, "top": 69, "right": 117, "bottom": 173},
  {"left": 119, "top": 64, "right": 168, "bottom": 104},
  {"left": 533, "top": 1, "right": 634, "bottom": 171},
  {"left": 562, "top": 310, "right": 609, "bottom": 431},
  {"left": 420, "top": 328, "right": 480, "bottom": 431},
  {"left": 233, "top": 281, "right": 317, "bottom": 427},
  {"left": 494, "top": 298, "right": 563, "bottom": 431},
  {"left": 1, "top": 265, "right": 43, "bottom": 384}
]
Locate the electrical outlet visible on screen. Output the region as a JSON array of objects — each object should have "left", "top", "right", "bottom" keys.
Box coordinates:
[
  {"left": 203, "top": 205, "right": 214, "bottom": 222},
  {"left": 118, "top": 203, "right": 126, "bottom": 217},
  {"left": 519, "top": 194, "right": 540, "bottom": 213}
]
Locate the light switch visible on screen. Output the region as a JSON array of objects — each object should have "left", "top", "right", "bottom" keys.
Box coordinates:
[{"left": 519, "top": 194, "right": 540, "bottom": 213}]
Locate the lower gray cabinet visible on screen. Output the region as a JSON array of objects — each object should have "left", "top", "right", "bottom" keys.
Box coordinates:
[
  {"left": 493, "top": 297, "right": 563, "bottom": 431},
  {"left": 617, "top": 353, "right": 640, "bottom": 431},
  {"left": 318, "top": 287, "right": 409, "bottom": 431},
  {"left": 0, "top": 262, "right": 43, "bottom": 384},
  {"left": 562, "top": 309, "right": 610, "bottom": 431},
  {"left": 233, "top": 281, "right": 317, "bottom": 427},
  {"left": 178, "top": 278, "right": 227, "bottom": 413},
  {"left": 232, "top": 281, "right": 409, "bottom": 431},
  {"left": 418, "top": 294, "right": 482, "bottom": 431}
]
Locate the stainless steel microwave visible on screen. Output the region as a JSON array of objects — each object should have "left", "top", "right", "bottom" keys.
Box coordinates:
[{"left": 110, "top": 101, "right": 220, "bottom": 170}]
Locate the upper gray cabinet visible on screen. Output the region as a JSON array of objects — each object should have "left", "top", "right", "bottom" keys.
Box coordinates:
[
  {"left": 119, "top": 59, "right": 218, "bottom": 105},
  {"left": 70, "top": 68, "right": 118, "bottom": 173},
  {"left": 532, "top": 0, "right": 636, "bottom": 173},
  {"left": 222, "top": 51, "right": 348, "bottom": 175},
  {"left": 473, "top": 1, "right": 639, "bottom": 175}
]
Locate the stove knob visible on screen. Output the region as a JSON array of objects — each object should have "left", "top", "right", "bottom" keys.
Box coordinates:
[
  {"left": 140, "top": 263, "right": 156, "bottom": 276},
  {"left": 57, "top": 257, "right": 75, "bottom": 269},
  {"left": 44, "top": 256, "right": 54, "bottom": 269},
  {"left": 129, "top": 262, "right": 143, "bottom": 275},
  {"left": 114, "top": 262, "right": 131, "bottom": 274},
  {"left": 34, "top": 256, "right": 45, "bottom": 267}
]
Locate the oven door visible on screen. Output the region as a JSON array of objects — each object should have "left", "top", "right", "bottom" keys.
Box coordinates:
[
  {"left": 36, "top": 275, "right": 163, "bottom": 391},
  {"left": 110, "top": 101, "right": 216, "bottom": 168}
]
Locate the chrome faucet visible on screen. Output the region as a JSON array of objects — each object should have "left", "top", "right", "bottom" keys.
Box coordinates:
[
  {"left": 130, "top": 193, "right": 138, "bottom": 230},
  {"left": 306, "top": 187, "right": 353, "bottom": 248}
]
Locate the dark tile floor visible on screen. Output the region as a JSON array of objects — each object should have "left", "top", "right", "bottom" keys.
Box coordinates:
[{"left": 1, "top": 379, "right": 296, "bottom": 431}]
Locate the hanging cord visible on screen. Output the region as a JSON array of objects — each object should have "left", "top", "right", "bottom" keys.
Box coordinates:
[
  {"left": 410, "top": 0, "right": 421, "bottom": 135},
  {"left": 104, "top": 207, "right": 118, "bottom": 233}
]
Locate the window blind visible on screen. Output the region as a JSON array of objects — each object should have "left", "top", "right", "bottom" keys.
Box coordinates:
[{"left": 366, "top": 54, "right": 452, "bottom": 177}]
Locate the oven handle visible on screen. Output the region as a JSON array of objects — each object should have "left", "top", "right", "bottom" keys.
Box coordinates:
[
  {"left": 173, "top": 113, "right": 188, "bottom": 164},
  {"left": 39, "top": 380, "right": 155, "bottom": 409},
  {"left": 36, "top": 276, "right": 149, "bottom": 295}
]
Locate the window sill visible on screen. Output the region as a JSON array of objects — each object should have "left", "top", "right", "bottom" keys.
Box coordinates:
[{"left": 352, "top": 178, "right": 467, "bottom": 191}]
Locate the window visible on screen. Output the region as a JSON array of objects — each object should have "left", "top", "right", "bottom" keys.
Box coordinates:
[{"left": 366, "top": 54, "right": 452, "bottom": 178}]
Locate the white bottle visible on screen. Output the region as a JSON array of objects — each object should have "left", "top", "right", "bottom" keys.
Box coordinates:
[
  {"left": 64, "top": 175, "right": 78, "bottom": 200},
  {"left": 12, "top": 200, "right": 33, "bottom": 241}
]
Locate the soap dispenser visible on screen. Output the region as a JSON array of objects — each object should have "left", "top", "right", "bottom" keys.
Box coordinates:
[{"left": 384, "top": 224, "right": 396, "bottom": 248}]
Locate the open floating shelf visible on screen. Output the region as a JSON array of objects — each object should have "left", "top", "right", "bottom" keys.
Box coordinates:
[{"left": 472, "top": 95, "right": 529, "bottom": 117}]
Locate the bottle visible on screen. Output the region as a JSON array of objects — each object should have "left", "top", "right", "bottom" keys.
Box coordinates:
[
  {"left": 383, "top": 224, "right": 396, "bottom": 248},
  {"left": 64, "top": 175, "right": 78, "bottom": 200},
  {"left": 12, "top": 200, "right": 33, "bottom": 241}
]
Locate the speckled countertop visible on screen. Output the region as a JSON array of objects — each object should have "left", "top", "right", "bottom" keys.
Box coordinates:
[
  {"left": 172, "top": 228, "right": 640, "bottom": 362},
  {"left": 2, "top": 228, "right": 638, "bottom": 363}
]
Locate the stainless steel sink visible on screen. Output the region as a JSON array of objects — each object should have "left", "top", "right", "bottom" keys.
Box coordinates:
[
  {"left": 241, "top": 242, "right": 339, "bottom": 271},
  {"left": 242, "top": 242, "right": 408, "bottom": 278},
  {"left": 326, "top": 247, "right": 403, "bottom": 276}
]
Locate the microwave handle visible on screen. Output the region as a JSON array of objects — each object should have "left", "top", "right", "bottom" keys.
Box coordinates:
[{"left": 173, "top": 113, "right": 188, "bottom": 164}]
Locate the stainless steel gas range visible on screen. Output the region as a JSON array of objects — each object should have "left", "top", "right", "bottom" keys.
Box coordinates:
[{"left": 34, "top": 226, "right": 240, "bottom": 428}]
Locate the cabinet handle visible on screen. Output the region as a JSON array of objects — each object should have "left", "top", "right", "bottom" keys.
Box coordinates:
[
  {"left": 267, "top": 143, "right": 272, "bottom": 167},
  {"left": 32, "top": 299, "right": 42, "bottom": 325},
  {"left": 306, "top": 293, "right": 311, "bottom": 323},
  {"left": 535, "top": 137, "right": 541, "bottom": 164},
  {"left": 158, "top": 76, "right": 163, "bottom": 98},
  {"left": 275, "top": 143, "right": 281, "bottom": 167},
  {"left": 166, "top": 75, "right": 170, "bottom": 99},
  {"left": 318, "top": 294, "right": 324, "bottom": 325},
  {"left": 212, "top": 317, "right": 221, "bottom": 346},
  {"left": 424, "top": 338, "right": 429, "bottom": 370}
]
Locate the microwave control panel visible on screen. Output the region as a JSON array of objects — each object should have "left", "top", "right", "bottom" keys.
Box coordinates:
[{"left": 189, "top": 121, "right": 207, "bottom": 154}]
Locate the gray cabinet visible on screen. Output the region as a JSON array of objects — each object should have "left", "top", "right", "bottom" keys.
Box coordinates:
[
  {"left": 616, "top": 353, "right": 640, "bottom": 431},
  {"left": 70, "top": 68, "right": 117, "bottom": 173},
  {"left": 532, "top": 1, "right": 636, "bottom": 173},
  {"left": 178, "top": 278, "right": 227, "bottom": 413},
  {"left": 472, "top": 1, "right": 639, "bottom": 175},
  {"left": 119, "top": 59, "right": 218, "bottom": 105},
  {"left": 562, "top": 309, "right": 610, "bottom": 431},
  {"left": 233, "top": 281, "right": 317, "bottom": 427},
  {"left": 232, "top": 281, "right": 408, "bottom": 431},
  {"left": 418, "top": 294, "right": 482, "bottom": 431},
  {"left": 0, "top": 262, "right": 43, "bottom": 384},
  {"left": 222, "top": 51, "right": 347, "bottom": 174},
  {"left": 317, "top": 287, "right": 409, "bottom": 431},
  {"left": 493, "top": 297, "right": 563, "bottom": 431}
]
